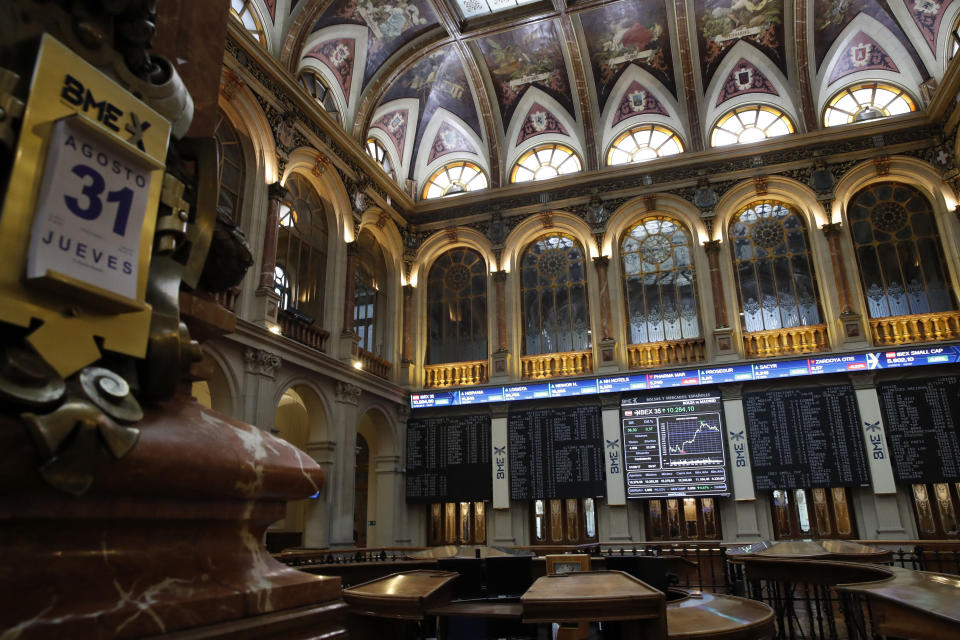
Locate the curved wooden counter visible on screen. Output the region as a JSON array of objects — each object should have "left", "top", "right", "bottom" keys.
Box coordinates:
[
  {"left": 342, "top": 570, "right": 458, "bottom": 620},
  {"left": 666, "top": 592, "right": 774, "bottom": 640},
  {"left": 726, "top": 539, "right": 893, "bottom": 563}
]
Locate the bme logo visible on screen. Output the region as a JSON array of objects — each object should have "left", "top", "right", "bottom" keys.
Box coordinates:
[{"left": 60, "top": 75, "right": 152, "bottom": 151}]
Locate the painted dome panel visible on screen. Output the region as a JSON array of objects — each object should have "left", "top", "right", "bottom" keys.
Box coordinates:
[
  {"left": 716, "top": 58, "right": 779, "bottom": 106},
  {"left": 695, "top": 0, "right": 787, "bottom": 87},
  {"left": 612, "top": 82, "right": 670, "bottom": 126}
]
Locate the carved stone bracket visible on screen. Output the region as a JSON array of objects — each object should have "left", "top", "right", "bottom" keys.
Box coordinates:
[
  {"left": 335, "top": 381, "right": 361, "bottom": 406},
  {"left": 244, "top": 348, "right": 281, "bottom": 378}
]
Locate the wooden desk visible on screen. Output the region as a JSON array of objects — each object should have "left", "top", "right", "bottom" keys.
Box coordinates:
[
  {"left": 342, "top": 569, "right": 457, "bottom": 619},
  {"left": 667, "top": 592, "right": 774, "bottom": 640},
  {"left": 834, "top": 565, "right": 960, "bottom": 640},
  {"left": 522, "top": 570, "right": 667, "bottom": 639},
  {"left": 726, "top": 539, "right": 892, "bottom": 563}
]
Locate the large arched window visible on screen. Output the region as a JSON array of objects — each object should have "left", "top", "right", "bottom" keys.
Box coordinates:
[
  {"left": 366, "top": 138, "right": 397, "bottom": 181},
  {"left": 621, "top": 217, "right": 700, "bottom": 344},
  {"left": 606, "top": 125, "right": 684, "bottom": 166},
  {"left": 822, "top": 82, "right": 916, "bottom": 127},
  {"left": 710, "top": 105, "right": 795, "bottom": 147},
  {"left": 422, "top": 161, "right": 488, "bottom": 199},
  {"left": 214, "top": 111, "right": 245, "bottom": 225},
  {"left": 427, "top": 248, "right": 488, "bottom": 364},
  {"left": 520, "top": 234, "right": 591, "bottom": 355},
  {"left": 510, "top": 144, "right": 582, "bottom": 183},
  {"left": 952, "top": 15, "right": 960, "bottom": 58},
  {"left": 277, "top": 173, "right": 328, "bottom": 322},
  {"left": 230, "top": 0, "right": 266, "bottom": 46},
  {"left": 730, "top": 201, "right": 822, "bottom": 332},
  {"left": 847, "top": 183, "right": 956, "bottom": 318},
  {"left": 354, "top": 230, "right": 388, "bottom": 357}
]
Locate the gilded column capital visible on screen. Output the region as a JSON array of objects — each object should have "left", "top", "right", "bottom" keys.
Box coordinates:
[
  {"left": 703, "top": 239, "right": 722, "bottom": 254},
  {"left": 592, "top": 255, "right": 610, "bottom": 269},
  {"left": 492, "top": 270, "right": 508, "bottom": 283},
  {"left": 821, "top": 222, "right": 843, "bottom": 237},
  {"left": 267, "top": 182, "right": 288, "bottom": 202}
]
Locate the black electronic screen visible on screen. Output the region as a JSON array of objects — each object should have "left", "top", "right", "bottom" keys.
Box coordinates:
[
  {"left": 621, "top": 389, "right": 729, "bottom": 498},
  {"left": 508, "top": 405, "right": 605, "bottom": 500},
  {"left": 744, "top": 385, "right": 870, "bottom": 490},
  {"left": 405, "top": 414, "right": 491, "bottom": 503},
  {"left": 877, "top": 376, "right": 960, "bottom": 483}
]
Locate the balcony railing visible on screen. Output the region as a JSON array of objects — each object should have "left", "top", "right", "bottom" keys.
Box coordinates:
[
  {"left": 521, "top": 349, "right": 593, "bottom": 380},
  {"left": 211, "top": 286, "right": 240, "bottom": 313},
  {"left": 278, "top": 310, "right": 329, "bottom": 352},
  {"left": 627, "top": 337, "right": 706, "bottom": 369},
  {"left": 358, "top": 348, "right": 391, "bottom": 380},
  {"left": 743, "top": 324, "right": 828, "bottom": 358},
  {"left": 870, "top": 311, "right": 960, "bottom": 346},
  {"left": 423, "top": 360, "right": 488, "bottom": 388}
]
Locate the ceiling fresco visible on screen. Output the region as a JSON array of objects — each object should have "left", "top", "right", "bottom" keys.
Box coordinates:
[
  {"left": 694, "top": 0, "right": 787, "bottom": 87},
  {"left": 475, "top": 21, "right": 574, "bottom": 126},
  {"left": 579, "top": 0, "right": 676, "bottom": 107},
  {"left": 254, "top": 0, "right": 960, "bottom": 192},
  {"left": 310, "top": 0, "right": 438, "bottom": 85}
]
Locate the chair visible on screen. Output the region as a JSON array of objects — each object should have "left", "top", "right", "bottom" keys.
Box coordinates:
[{"left": 486, "top": 555, "right": 533, "bottom": 597}]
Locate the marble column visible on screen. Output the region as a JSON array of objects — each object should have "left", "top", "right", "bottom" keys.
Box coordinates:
[
  {"left": 703, "top": 240, "right": 728, "bottom": 328},
  {"left": 401, "top": 284, "right": 413, "bottom": 363},
  {"left": 491, "top": 270, "right": 509, "bottom": 379},
  {"left": 254, "top": 183, "right": 288, "bottom": 325},
  {"left": 822, "top": 222, "right": 865, "bottom": 342},
  {"left": 241, "top": 348, "right": 281, "bottom": 429},
  {"left": 339, "top": 242, "right": 359, "bottom": 359},
  {"left": 592, "top": 256, "right": 613, "bottom": 340}
]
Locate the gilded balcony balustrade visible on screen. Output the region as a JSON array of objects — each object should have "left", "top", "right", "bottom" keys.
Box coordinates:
[
  {"left": 278, "top": 309, "right": 329, "bottom": 352},
  {"left": 626, "top": 338, "right": 706, "bottom": 369},
  {"left": 423, "top": 361, "right": 488, "bottom": 389},
  {"left": 358, "top": 348, "right": 391, "bottom": 379},
  {"left": 870, "top": 311, "right": 960, "bottom": 346},
  {"left": 520, "top": 349, "right": 593, "bottom": 380},
  {"left": 743, "top": 324, "right": 829, "bottom": 358}
]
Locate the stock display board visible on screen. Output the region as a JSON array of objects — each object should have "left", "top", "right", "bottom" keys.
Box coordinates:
[
  {"left": 508, "top": 405, "right": 605, "bottom": 500},
  {"left": 744, "top": 385, "right": 870, "bottom": 490},
  {"left": 405, "top": 414, "right": 491, "bottom": 503},
  {"left": 877, "top": 376, "right": 960, "bottom": 483},
  {"left": 410, "top": 346, "right": 960, "bottom": 408},
  {"left": 621, "top": 390, "right": 729, "bottom": 499}
]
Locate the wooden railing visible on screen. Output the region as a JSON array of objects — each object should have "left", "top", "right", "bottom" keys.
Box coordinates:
[
  {"left": 627, "top": 338, "right": 706, "bottom": 369},
  {"left": 743, "top": 324, "right": 828, "bottom": 358},
  {"left": 520, "top": 349, "right": 593, "bottom": 380},
  {"left": 212, "top": 286, "right": 240, "bottom": 313},
  {"left": 870, "top": 311, "right": 960, "bottom": 346},
  {"left": 423, "top": 360, "right": 488, "bottom": 388},
  {"left": 358, "top": 348, "right": 391, "bottom": 380},
  {"left": 278, "top": 310, "right": 329, "bottom": 352}
]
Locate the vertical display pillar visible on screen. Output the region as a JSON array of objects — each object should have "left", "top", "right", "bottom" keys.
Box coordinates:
[
  {"left": 593, "top": 256, "right": 617, "bottom": 367},
  {"left": 720, "top": 383, "right": 761, "bottom": 540},
  {"left": 491, "top": 270, "right": 509, "bottom": 380},
  {"left": 601, "top": 395, "right": 631, "bottom": 540},
  {"left": 490, "top": 404, "right": 515, "bottom": 544},
  {"left": 822, "top": 223, "right": 865, "bottom": 343}
]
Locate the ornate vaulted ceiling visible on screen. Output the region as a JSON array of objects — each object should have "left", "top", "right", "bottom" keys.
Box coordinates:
[{"left": 242, "top": 0, "right": 960, "bottom": 196}]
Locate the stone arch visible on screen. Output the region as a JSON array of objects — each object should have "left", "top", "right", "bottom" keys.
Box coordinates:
[
  {"left": 191, "top": 344, "right": 239, "bottom": 418},
  {"left": 356, "top": 405, "right": 401, "bottom": 546},
  {"left": 219, "top": 71, "right": 278, "bottom": 184}
]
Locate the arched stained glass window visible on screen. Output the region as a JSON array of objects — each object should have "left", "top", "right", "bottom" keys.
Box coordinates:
[
  {"left": 214, "top": 111, "right": 244, "bottom": 225},
  {"left": 366, "top": 138, "right": 397, "bottom": 181},
  {"left": 510, "top": 144, "right": 582, "bottom": 183},
  {"left": 822, "top": 82, "right": 916, "bottom": 127},
  {"left": 422, "top": 161, "right": 487, "bottom": 199},
  {"left": 847, "top": 183, "right": 956, "bottom": 318},
  {"left": 710, "top": 105, "right": 794, "bottom": 147},
  {"left": 520, "top": 234, "right": 591, "bottom": 355},
  {"left": 621, "top": 217, "right": 700, "bottom": 344},
  {"left": 730, "top": 201, "right": 822, "bottom": 332},
  {"left": 427, "top": 249, "right": 488, "bottom": 364},
  {"left": 230, "top": 0, "right": 266, "bottom": 46},
  {"left": 273, "top": 265, "right": 290, "bottom": 310},
  {"left": 952, "top": 15, "right": 960, "bottom": 58},
  {"left": 278, "top": 173, "right": 328, "bottom": 322},
  {"left": 354, "top": 230, "right": 388, "bottom": 357},
  {"left": 607, "top": 125, "right": 684, "bottom": 166}
]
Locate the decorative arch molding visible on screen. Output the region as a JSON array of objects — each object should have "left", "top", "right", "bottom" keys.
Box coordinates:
[
  {"left": 281, "top": 146, "right": 352, "bottom": 246},
  {"left": 502, "top": 211, "right": 597, "bottom": 273},
  {"left": 297, "top": 25, "right": 369, "bottom": 123},
  {"left": 358, "top": 207, "right": 405, "bottom": 265},
  {"left": 218, "top": 71, "right": 277, "bottom": 183},
  {"left": 833, "top": 155, "right": 958, "bottom": 221},
  {"left": 356, "top": 404, "right": 400, "bottom": 459},
  {"left": 412, "top": 228, "right": 496, "bottom": 288},
  {"left": 271, "top": 376, "right": 335, "bottom": 443},
  {"left": 934, "top": 2, "right": 960, "bottom": 74},
  {"left": 414, "top": 109, "right": 487, "bottom": 187},
  {"left": 369, "top": 98, "right": 420, "bottom": 182},
  {"left": 599, "top": 65, "right": 685, "bottom": 151},
  {"left": 703, "top": 40, "right": 799, "bottom": 139},
  {"left": 198, "top": 342, "right": 242, "bottom": 419},
  {"left": 714, "top": 175, "right": 826, "bottom": 242},
  {"left": 815, "top": 13, "right": 924, "bottom": 114},
  {"left": 603, "top": 194, "right": 710, "bottom": 256},
  {"left": 504, "top": 88, "right": 585, "bottom": 172}
]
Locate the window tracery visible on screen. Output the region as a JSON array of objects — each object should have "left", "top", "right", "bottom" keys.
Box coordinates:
[
  {"left": 229, "top": 0, "right": 266, "bottom": 46},
  {"left": 606, "top": 124, "right": 684, "bottom": 166},
  {"left": 366, "top": 138, "right": 397, "bottom": 181},
  {"left": 427, "top": 248, "right": 488, "bottom": 364},
  {"left": 510, "top": 144, "right": 582, "bottom": 183},
  {"left": 822, "top": 82, "right": 916, "bottom": 127},
  {"left": 422, "top": 161, "right": 488, "bottom": 199},
  {"left": 214, "top": 111, "right": 245, "bottom": 225},
  {"left": 710, "top": 105, "right": 794, "bottom": 147},
  {"left": 278, "top": 174, "right": 328, "bottom": 322}
]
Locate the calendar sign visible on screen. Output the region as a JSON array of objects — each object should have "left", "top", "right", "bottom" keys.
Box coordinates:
[{"left": 27, "top": 116, "right": 154, "bottom": 301}]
